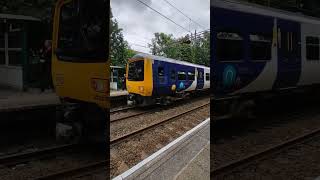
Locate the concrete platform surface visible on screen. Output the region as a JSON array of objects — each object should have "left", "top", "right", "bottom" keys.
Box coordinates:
[
  {"left": 111, "top": 90, "right": 128, "bottom": 97},
  {"left": 0, "top": 88, "right": 60, "bottom": 111},
  {"left": 113, "top": 118, "right": 210, "bottom": 180},
  {"left": 0, "top": 88, "right": 128, "bottom": 111},
  {"left": 175, "top": 143, "right": 210, "bottom": 180}
]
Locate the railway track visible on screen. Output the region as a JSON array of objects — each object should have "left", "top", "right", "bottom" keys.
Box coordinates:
[
  {"left": 110, "top": 108, "right": 159, "bottom": 123},
  {"left": 0, "top": 143, "right": 106, "bottom": 179},
  {"left": 34, "top": 160, "right": 107, "bottom": 180},
  {"left": 110, "top": 106, "right": 135, "bottom": 114},
  {"left": 0, "top": 144, "right": 77, "bottom": 167},
  {"left": 110, "top": 96, "right": 209, "bottom": 123},
  {"left": 110, "top": 102, "right": 210, "bottom": 146},
  {"left": 212, "top": 128, "right": 320, "bottom": 176},
  {"left": 111, "top": 99, "right": 210, "bottom": 177}
]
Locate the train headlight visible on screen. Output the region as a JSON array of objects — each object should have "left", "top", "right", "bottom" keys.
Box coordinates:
[
  {"left": 171, "top": 84, "right": 176, "bottom": 91},
  {"left": 138, "top": 86, "right": 144, "bottom": 92},
  {"left": 91, "top": 78, "right": 108, "bottom": 93}
]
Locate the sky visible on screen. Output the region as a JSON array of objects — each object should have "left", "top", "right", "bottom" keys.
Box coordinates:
[{"left": 110, "top": 0, "right": 210, "bottom": 53}]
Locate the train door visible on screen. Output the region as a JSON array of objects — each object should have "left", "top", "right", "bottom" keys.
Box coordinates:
[
  {"left": 154, "top": 61, "right": 169, "bottom": 96},
  {"left": 169, "top": 66, "right": 177, "bottom": 94},
  {"left": 275, "top": 19, "right": 301, "bottom": 89},
  {"left": 196, "top": 68, "right": 205, "bottom": 89}
]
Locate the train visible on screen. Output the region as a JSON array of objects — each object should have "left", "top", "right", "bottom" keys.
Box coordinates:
[
  {"left": 126, "top": 53, "right": 210, "bottom": 106},
  {"left": 212, "top": 0, "right": 320, "bottom": 119},
  {"left": 52, "top": 0, "right": 109, "bottom": 142}
]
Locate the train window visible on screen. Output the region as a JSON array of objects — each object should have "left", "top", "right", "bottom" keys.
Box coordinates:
[
  {"left": 249, "top": 34, "right": 272, "bottom": 61},
  {"left": 128, "top": 60, "right": 144, "bottom": 81},
  {"left": 158, "top": 67, "right": 165, "bottom": 83},
  {"left": 205, "top": 73, "right": 210, "bottom": 81},
  {"left": 198, "top": 71, "right": 204, "bottom": 80},
  {"left": 178, "top": 71, "right": 186, "bottom": 81},
  {"left": 216, "top": 32, "right": 244, "bottom": 61},
  {"left": 306, "top": 36, "right": 319, "bottom": 61},
  {"left": 170, "top": 70, "right": 176, "bottom": 80},
  {"left": 188, "top": 72, "right": 195, "bottom": 81}
]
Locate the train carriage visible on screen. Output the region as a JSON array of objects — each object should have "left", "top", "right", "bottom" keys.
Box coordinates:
[
  {"left": 52, "top": 0, "right": 109, "bottom": 142},
  {"left": 126, "top": 53, "right": 210, "bottom": 106},
  {"left": 212, "top": 0, "right": 320, "bottom": 118}
]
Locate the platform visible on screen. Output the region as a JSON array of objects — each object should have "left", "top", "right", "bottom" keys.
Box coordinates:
[
  {"left": 113, "top": 118, "right": 210, "bottom": 180},
  {"left": 0, "top": 88, "right": 129, "bottom": 112},
  {"left": 111, "top": 90, "right": 128, "bottom": 97},
  {"left": 0, "top": 88, "right": 59, "bottom": 112}
]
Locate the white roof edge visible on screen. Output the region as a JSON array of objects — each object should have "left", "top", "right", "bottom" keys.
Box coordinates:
[
  {"left": 111, "top": 65, "right": 124, "bottom": 69},
  {"left": 212, "top": 0, "right": 320, "bottom": 25},
  {"left": 135, "top": 53, "right": 210, "bottom": 70},
  {"left": 0, "top": 13, "right": 40, "bottom": 21}
]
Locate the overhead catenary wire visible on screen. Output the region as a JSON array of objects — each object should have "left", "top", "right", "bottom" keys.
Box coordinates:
[
  {"left": 135, "top": 0, "right": 192, "bottom": 33},
  {"left": 129, "top": 42, "right": 149, "bottom": 49},
  {"left": 162, "top": 0, "right": 206, "bottom": 30}
]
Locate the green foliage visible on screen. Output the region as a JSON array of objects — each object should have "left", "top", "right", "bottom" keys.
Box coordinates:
[
  {"left": 0, "top": 0, "right": 55, "bottom": 21},
  {"left": 149, "top": 31, "right": 210, "bottom": 66}
]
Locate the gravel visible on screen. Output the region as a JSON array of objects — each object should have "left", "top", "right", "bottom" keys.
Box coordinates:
[
  {"left": 212, "top": 94, "right": 320, "bottom": 180},
  {"left": 111, "top": 97, "right": 209, "bottom": 140},
  {"left": 110, "top": 101, "right": 210, "bottom": 178}
]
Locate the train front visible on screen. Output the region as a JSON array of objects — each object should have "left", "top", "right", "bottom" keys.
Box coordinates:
[{"left": 126, "top": 56, "right": 154, "bottom": 106}]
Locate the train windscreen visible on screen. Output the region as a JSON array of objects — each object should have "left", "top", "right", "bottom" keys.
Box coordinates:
[
  {"left": 128, "top": 60, "right": 144, "bottom": 81},
  {"left": 56, "top": 0, "right": 107, "bottom": 62}
]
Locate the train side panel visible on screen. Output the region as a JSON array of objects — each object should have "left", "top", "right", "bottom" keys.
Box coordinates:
[
  {"left": 298, "top": 23, "right": 320, "bottom": 86},
  {"left": 212, "top": 7, "right": 276, "bottom": 98}
]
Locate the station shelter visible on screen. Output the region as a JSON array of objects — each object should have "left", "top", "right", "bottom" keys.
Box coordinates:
[
  {"left": 111, "top": 66, "right": 126, "bottom": 91},
  {"left": 0, "top": 14, "right": 46, "bottom": 91}
]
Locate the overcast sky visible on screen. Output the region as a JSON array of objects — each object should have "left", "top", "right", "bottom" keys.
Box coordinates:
[{"left": 111, "top": 0, "right": 210, "bottom": 53}]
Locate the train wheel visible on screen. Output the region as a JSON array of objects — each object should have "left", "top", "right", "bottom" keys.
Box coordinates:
[{"left": 56, "top": 105, "right": 84, "bottom": 143}]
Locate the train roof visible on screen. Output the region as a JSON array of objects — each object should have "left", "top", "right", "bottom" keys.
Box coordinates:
[
  {"left": 212, "top": 0, "right": 320, "bottom": 25},
  {"left": 133, "top": 53, "right": 210, "bottom": 69}
]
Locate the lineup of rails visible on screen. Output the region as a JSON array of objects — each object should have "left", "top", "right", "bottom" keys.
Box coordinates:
[
  {"left": 0, "top": 99, "right": 209, "bottom": 179},
  {"left": 110, "top": 102, "right": 210, "bottom": 145},
  {"left": 210, "top": 104, "right": 320, "bottom": 177}
]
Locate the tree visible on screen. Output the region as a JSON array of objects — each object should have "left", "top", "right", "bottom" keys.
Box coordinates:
[
  {"left": 148, "top": 31, "right": 210, "bottom": 66},
  {"left": 0, "top": 0, "right": 55, "bottom": 21},
  {"left": 110, "top": 9, "right": 135, "bottom": 66}
]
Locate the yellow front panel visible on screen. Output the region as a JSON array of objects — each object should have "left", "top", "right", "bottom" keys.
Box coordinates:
[
  {"left": 52, "top": 59, "right": 109, "bottom": 108},
  {"left": 52, "top": 0, "right": 109, "bottom": 108},
  {"left": 126, "top": 58, "right": 153, "bottom": 97}
]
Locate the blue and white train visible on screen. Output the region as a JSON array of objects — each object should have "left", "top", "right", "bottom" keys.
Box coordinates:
[
  {"left": 212, "top": 0, "right": 320, "bottom": 118},
  {"left": 126, "top": 53, "right": 210, "bottom": 106}
]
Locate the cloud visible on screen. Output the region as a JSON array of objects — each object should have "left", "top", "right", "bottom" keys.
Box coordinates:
[{"left": 111, "top": 0, "right": 209, "bottom": 53}]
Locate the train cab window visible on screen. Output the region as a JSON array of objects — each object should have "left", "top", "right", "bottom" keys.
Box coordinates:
[
  {"left": 158, "top": 67, "right": 165, "bottom": 83},
  {"left": 216, "top": 31, "right": 244, "bottom": 61},
  {"left": 205, "top": 73, "right": 210, "bottom": 81},
  {"left": 188, "top": 72, "right": 195, "bottom": 81},
  {"left": 249, "top": 34, "right": 272, "bottom": 61},
  {"left": 57, "top": 0, "right": 107, "bottom": 62},
  {"left": 170, "top": 70, "right": 176, "bottom": 80},
  {"left": 128, "top": 60, "right": 144, "bottom": 81},
  {"left": 306, "top": 36, "right": 319, "bottom": 61},
  {"left": 178, "top": 71, "right": 186, "bottom": 81}
]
